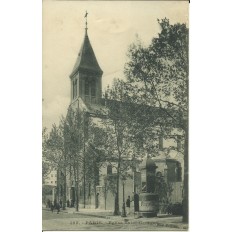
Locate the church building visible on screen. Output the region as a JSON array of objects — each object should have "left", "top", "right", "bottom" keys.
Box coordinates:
[{"left": 60, "top": 16, "right": 184, "bottom": 213}]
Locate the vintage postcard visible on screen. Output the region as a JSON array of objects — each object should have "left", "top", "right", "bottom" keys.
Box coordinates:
[{"left": 42, "top": 0, "right": 189, "bottom": 231}]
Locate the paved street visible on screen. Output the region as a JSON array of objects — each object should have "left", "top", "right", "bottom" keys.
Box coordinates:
[{"left": 43, "top": 209, "right": 187, "bottom": 231}]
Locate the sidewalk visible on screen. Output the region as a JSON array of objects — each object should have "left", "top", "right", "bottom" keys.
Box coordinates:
[
  {"left": 64, "top": 207, "right": 113, "bottom": 218},
  {"left": 43, "top": 206, "right": 188, "bottom": 230},
  {"left": 63, "top": 207, "right": 188, "bottom": 230}
]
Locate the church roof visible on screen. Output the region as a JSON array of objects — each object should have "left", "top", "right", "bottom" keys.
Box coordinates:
[{"left": 70, "top": 32, "right": 103, "bottom": 78}]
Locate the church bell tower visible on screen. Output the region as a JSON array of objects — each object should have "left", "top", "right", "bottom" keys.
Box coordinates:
[{"left": 69, "top": 12, "right": 103, "bottom": 105}]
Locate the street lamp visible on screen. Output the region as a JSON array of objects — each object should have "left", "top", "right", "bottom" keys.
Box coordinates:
[{"left": 121, "top": 177, "right": 126, "bottom": 217}]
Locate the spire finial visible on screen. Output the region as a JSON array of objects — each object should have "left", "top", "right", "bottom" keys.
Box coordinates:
[{"left": 84, "top": 10, "right": 88, "bottom": 35}]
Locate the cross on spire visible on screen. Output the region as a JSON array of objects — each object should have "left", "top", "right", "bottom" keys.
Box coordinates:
[{"left": 84, "top": 10, "right": 88, "bottom": 34}]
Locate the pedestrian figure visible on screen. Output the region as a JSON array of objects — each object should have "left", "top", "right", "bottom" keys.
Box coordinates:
[
  {"left": 126, "top": 196, "right": 131, "bottom": 215},
  {"left": 51, "top": 202, "right": 54, "bottom": 213},
  {"left": 67, "top": 199, "right": 70, "bottom": 208},
  {"left": 96, "top": 193, "right": 99, "bottom": 209},
  {"left": 46, "top": 199, "right": 50, "bottom": 208},
  {"left": 71, "top": 199, "right": 74, "bottom": 207},
  {"left": 57, "top": 204, "right": 59, "bottom": 214},
  {"left": 54, "top": 200, "right": 57, "bottom": 209},
  {"left": 59, "top": 199, "right": 62, "bottom": 209}
]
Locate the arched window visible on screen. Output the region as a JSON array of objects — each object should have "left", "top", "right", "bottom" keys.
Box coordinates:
[
  {"left": 156, "top": 171, "right": 162, "bottom": 178},
  {"left": 72, "top": 80, "right": 75, "bottom": 99},
  {"left": 107, "top": 165, "right": 112, "bottom": 175},
  {"left": 85, "top": 79, "right": 89, "bottom": 96}
]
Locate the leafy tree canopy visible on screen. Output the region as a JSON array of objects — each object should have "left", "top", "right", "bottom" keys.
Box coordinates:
[{"left": 124, "top": 18, "right": 188, "bottom": 130}]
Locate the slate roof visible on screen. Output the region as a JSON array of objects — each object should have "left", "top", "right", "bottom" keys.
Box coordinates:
[
  {"left": 83, "top": 98, "right": 185, "bottom": 129},
  {"left": 70, "top": 33, "right": 103, "bottom": 78}
]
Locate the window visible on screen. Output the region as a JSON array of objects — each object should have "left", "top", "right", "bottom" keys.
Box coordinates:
[
  {"left": 72, "top": 80, "right": 75, "bottom": 99},
  {"left": 73, "top": 79, "right": 77, "bottom": 99},
  {"left": 141, "top": 182, "right": 147, "bottom": 192},
  {"left": 51, "top": 181, "right": 53, "bottom": 184},
  {"left": 167, "top": 161, "right": 176, "bottom": 182},
  {"left": 177, "top": 135, "right": 181, "bottom": 152},
  {"left": 156, "top": 171, "right": 162, "bottom": 178},
  {"left": 91, "top": 80, "right": 96, "bottom": 97},
  {"left": 176, "top": 162, "right": 182, "bottom": 182},
  {"left": 85, "top": 80, "right": 89, "bottom": 96},
  {"left": 107, "top": 165, "right": 112, "bottom": 175}
]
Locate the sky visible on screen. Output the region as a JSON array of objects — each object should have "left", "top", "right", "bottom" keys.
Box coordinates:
[{"left": 42, "top": 0, "right": 188, "bottom": 130}]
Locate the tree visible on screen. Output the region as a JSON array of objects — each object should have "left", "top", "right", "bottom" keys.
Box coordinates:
[
  {"left": 42, "top": 127, "right": 51, "bottom": 183},
  {"left": 45, "top": 123, "right": 67, "bottom": 209},
  {"left": 124, "top": 18, "right": 189, "bottom": 222},
  {"left": 95, "top": 79, "right": 145, "bottom": 215},
  {"left": 42, "top": 185, "right": 53, "bottom": 204},
  {"left": 43, "top": 107, "right": 96, "bottom": 212},
  {"left": 84, "top": 124, "right": 105, "bottom": 209},
  {"left": 63, "top": 107, "right": 84, "bottom": 211}
]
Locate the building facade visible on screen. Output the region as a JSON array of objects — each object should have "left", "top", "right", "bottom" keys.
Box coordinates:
[{"left": 43, "top": 169, "right": 57, "bottom": 204}]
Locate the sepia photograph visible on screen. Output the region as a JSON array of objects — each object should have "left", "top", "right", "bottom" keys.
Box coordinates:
[{"left": 42, "top": 0, "right": 189, "bottom": 231}]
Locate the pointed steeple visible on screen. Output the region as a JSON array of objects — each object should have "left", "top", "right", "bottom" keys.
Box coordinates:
[
  {"left": 70, "top": 13, "right": 103, "bottom": 78},
  {"left": 69, "top": 13, "right": 103, "bottom": 105}
]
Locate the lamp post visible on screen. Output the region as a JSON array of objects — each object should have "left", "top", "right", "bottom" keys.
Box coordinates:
[
  {"left": 164, "top": 163, "right": 168, "bottom": 183},
  {"left": 121, "top": 177, "right": 126, "bottom": 217},
  {"left": 104, "top": 177, "right": 107, "bottom": 210},
  {"left": 83, "top": 111, "right": 86, "bottom": 208}
]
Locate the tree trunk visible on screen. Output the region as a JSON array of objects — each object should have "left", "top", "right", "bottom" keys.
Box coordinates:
[
  {"left": 75, "top": 182, "right": 79, "bottom": 211},
  {"left": 104, "top": 181, "right": 107, "bottom": 210},
  {"left": 114, "top": 121, "right": 122, "bottom": 216},
  {"left": 62, "top": 169, "right": 66, "bottom": 210},
  {"left": 114, "top": 166, "right": 120, "bottom": 215},
  {"left": 94, "top": 159, "right": 98, "bottom": 209},
  {"left": 182, "top": 130, "right": 188, "bottom": 223},
  {"left": 73, "top": 165, "right": 79, "bottom": 211},
  {"left": 56, "top": 169, "right": 60, "bottom": 203},
  {"left": 114, "top": 193, "right": 120, "bottom": 215}
]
